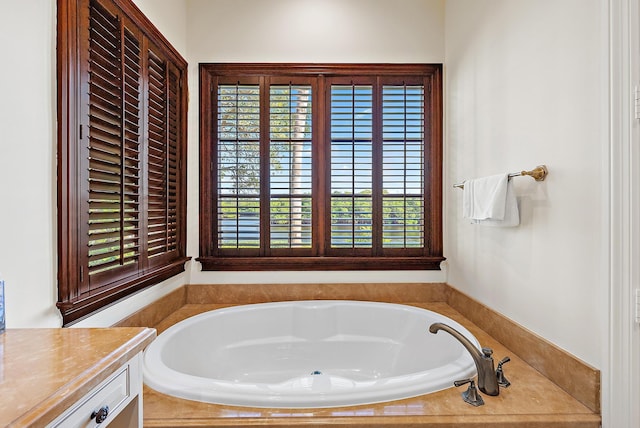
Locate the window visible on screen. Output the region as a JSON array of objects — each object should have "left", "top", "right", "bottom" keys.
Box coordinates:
[
  {"left": 57, "top": 0, "right": 189, "bottom": 325},
  {"left": 199, "top": 64, "right": 443, "bottom": 271}
]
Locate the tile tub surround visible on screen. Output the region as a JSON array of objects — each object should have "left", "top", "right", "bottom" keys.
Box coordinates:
[{"left": 116, "top": 283, "right": 600, "bottom": 427}]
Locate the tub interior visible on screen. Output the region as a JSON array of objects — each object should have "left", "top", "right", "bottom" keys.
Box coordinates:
[
  {"left": 144, "top": 301, "right": 479, "bottom": 408},
  {"left": 160, "top": 302, "right": 464, "bottom": 383}
]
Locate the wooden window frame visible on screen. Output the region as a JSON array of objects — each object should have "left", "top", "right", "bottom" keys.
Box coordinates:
[
  {"left": 199, "top": 63, "right": 443, "bottom": 271},
  {"left": 57, "top": 0, "right": 189, "bottom": 325}
]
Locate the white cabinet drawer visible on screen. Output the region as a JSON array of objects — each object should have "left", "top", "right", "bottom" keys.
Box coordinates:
[{"left": 47, "top": 354, "right": 140, "bottom": 428}]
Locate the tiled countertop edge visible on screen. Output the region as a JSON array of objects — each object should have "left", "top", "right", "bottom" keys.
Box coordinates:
[
  {"left": 143, "top": 413, "right": 601, "bottom": 428},
  {"left": 446, "top": 285, "right": 600, "bottom": 414}
]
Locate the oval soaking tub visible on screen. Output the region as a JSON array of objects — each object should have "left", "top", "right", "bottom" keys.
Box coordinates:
[{"left": 143, "top": 300, "right": 479, "bottom": 408}]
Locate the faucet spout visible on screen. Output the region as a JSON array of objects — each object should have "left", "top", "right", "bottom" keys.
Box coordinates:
[{"left": 429, "top": 322, "right": 500, "bottom": 396}]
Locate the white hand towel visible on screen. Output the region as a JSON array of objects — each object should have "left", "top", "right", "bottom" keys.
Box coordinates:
[{"left": 462, "top": 173, "right": 519, "bottom": 227}]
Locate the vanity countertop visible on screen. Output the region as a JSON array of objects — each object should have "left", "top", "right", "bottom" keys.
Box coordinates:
[{"left": 0, "top": 327, "right": 156, "bottom": 427}]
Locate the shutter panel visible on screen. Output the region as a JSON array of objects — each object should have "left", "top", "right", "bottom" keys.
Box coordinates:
[
  {"left": 329, "top": 84, "right": 373, "bottom": 249},
  {"left": 121, "top": 27, "right": 142, "bottom": 263},
  {"left": 146, "top": 47, "right": 168, "bottom": 259},
  {"left": 147, "top": 47, "right": 180, "bottom": 262},
  {"left": 217, "top": 84, "right": 261, "bottom": 250},
  {"left": 87, "top": 0, "right": 141, "bottom": 284},
  {"left": 166, "top": 65, "right": 180, "bottom": 253},
  {"left": 381, "top": 84, "right": 425, "bottom": 248},
  {"left": 269, "top": 84, "right": 312, "bottom": 249}
]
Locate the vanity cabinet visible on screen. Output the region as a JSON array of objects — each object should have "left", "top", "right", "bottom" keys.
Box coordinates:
[
  {"left": 0, "top": 328, "right": 155, "bottom": 427},
  {"left": 47, "top": 354, "right": 142, "bottom": 428}
]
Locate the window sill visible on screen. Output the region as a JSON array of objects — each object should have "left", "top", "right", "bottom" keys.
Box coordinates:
[
  {"left": 58, "top": 257, "right": 191, "bottom": 326},
  {"left": 197, "top": 256, "right": 445, "bottom": 271}
]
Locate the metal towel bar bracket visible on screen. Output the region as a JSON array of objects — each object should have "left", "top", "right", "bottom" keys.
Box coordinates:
[{"left": 453, "top": 165, "right": 548, "bottom": 189}]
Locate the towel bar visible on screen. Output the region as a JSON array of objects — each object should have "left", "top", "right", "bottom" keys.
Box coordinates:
[{"left": 453, "top": 165, "right": 548, "bottom": 189}]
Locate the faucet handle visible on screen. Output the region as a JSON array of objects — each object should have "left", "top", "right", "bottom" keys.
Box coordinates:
[
  {"left": 496, "top": 356, "right": 511, "bottom": 388},
  {"left": 454, "top": 378, "right": 485, "bottom": 407}
]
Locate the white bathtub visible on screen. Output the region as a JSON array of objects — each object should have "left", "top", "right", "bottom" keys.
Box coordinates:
[{"left": 143, "top": 300, "right": 479, "bottom": 408}]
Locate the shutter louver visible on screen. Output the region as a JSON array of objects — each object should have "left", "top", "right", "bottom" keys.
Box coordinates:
[
  {"left": 146, "top": 61, "right": 180, "bottom": 261},
  {"left": 269, "top": 84, "right": 312, "bottom": 249},
  {"left": 330, "top": 85, "right": 373, "bottom": 249},
  {"left": 217, "top": 84, "right": 261, "bottom": 250},
  {"left": 166, "top": 66, "right": 180, "bottom": 253},
  {"left": 382, "top": 85, "right": 425, "bottom": 248},
  {"left": 87, "top": 0, "right": 141, "bottom": 280},
  {"left": 146, "top": 47, "right": 170, "bottom": 259}
]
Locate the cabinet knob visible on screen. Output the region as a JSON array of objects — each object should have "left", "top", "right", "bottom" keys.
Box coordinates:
[{"left": 91, "top": 405, "right": 109, "bottom": 424}]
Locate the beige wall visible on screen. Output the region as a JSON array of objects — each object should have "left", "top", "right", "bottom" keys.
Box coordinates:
[
  {"left": 0, "top": 0, "right": 59, "bottom": 326},
  {"left": 444, "top": 0, "right": 608, "bottom": 368},
  {"left": 185, "top": 0, "right": 445, "bottom": 63}
]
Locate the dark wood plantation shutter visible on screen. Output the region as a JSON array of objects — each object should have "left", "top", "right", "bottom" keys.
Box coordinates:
[
  {"left": 198, "top": 64, "right": 443, "bottom": 271},
  {"left": 269, "top": 82, "right": 313, "bottom": 251},
  {"left": 328, "top": 82, "right": 374, "bottom": 251},
  {"left": 147, "top": 48, "right": 181, "bottom": 264},
  {"left": 381, "top": 82, "right": 426, "bottom": 251},
  {"left": 216, "top": 82, "right": 262, "bottom": 252},
  {"left": 86, "top": 0, "right": 141, "bottom": 285},
  {"left": 57, "top": 0, "right": 189, "bottom": 324}
]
